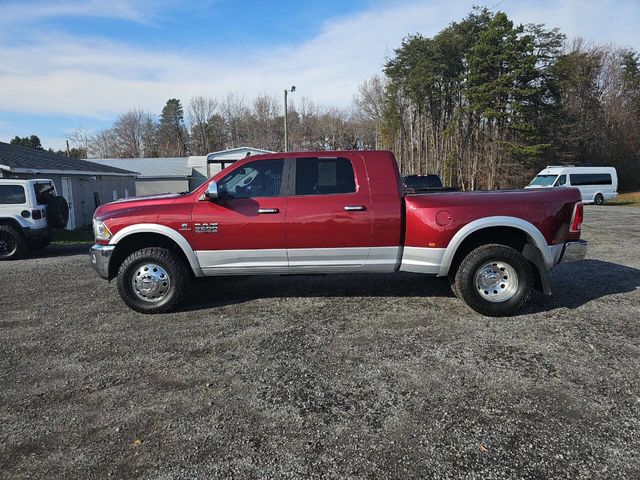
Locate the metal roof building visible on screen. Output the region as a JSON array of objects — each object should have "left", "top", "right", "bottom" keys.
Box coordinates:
[{"left": 87, "top": 157, "right": 191, "bottom": 196}]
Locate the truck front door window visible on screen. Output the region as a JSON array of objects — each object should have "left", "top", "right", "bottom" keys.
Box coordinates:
[{"left": 218, "top": 160, "right": 284, "bottom": 198}]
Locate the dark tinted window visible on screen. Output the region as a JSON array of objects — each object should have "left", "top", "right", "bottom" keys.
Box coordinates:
[
  {"left": 569, "top": 173, "right": 612, "bottom": 186},
  {"left": 404, "top": 175, "right": 443, "bottom": 189},
  {"left": 0, "top": 185, "right": 26, "bottom": 204},
  {"left": 34, "top": 182, "right": 55, "bottom": 204},
  {"left": 218, "top": 159, "right": 284, "bottom": 199},
  {"left": 295, "top": 157, "right": 355, "bottom": 195}
]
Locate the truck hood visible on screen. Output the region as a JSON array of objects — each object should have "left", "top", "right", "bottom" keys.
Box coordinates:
[{"left": 94, "top": 192, "right": 184, "bottom": 220}]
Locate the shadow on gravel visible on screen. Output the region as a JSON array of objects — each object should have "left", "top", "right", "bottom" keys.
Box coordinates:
[
  {"left": 529, "top": 259, "right": 640, "bottom": 312},
  {"left": 183, "top": 272, "right": 455, "bottom": 312},
  {"left": 182, "top": 259, "right": 640, "bottom": 314},
  {"left": 26, "top": 243, "right": 92, "bottom": 259}
]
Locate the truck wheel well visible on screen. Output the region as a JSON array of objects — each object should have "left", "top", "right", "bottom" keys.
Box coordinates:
[
  {"left": 448, "top": 226, "right": 545, "bottom": 292},
  {"left": 108, "top": 233, "right": 192, "bottom": 280}
]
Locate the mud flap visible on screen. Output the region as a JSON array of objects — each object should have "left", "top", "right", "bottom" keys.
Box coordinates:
[{"left": 523, "top": 243, "right": 552, "bottom": 295}]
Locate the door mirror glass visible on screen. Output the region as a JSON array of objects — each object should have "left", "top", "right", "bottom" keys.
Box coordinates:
[{"left": 205, "top": 181, "right": 219, "bottom": 200}]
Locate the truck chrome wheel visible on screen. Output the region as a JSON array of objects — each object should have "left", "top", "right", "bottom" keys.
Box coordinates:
[
  {"left": 131, "top": 263, "right": 171, "bottom": 302},
  {"left": 474, "top": 261, "right": 518, "bottom": 303}
]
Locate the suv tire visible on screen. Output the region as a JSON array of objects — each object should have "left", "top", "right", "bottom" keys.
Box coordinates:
[
  {"left": 46, "top": 196, "right": 69, "bottom": 229},
  {"left": 117, "top": 247, "right": 190, "bottom": 314},
  {"left": 454, "top": 244, "right": 534, "bottom": 317},
  {"left": 594, "top": 193, "right": 604, "bottom": 205},
  {"left": 0, "top": 224, "right": 27, "bottom": 261}
]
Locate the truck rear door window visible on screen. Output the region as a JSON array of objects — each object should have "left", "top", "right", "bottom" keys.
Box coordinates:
[
  {"left": 295, "top": 157, "right": 355, "bottom": 195},
  {"left": 0, "top": 185, "right": 26, "bottom": 204},
  {"left": 569, "top": 173, "right": 612, "bottom": 186}
]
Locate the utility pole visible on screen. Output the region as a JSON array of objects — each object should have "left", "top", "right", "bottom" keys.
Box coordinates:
[{"left": 283, "top": 85, "right": 296, "bottom": 152}]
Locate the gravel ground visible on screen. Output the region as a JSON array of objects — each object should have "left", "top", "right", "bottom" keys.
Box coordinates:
[{"left": 1, "top": 205, "right": 639, "bottom": 479}]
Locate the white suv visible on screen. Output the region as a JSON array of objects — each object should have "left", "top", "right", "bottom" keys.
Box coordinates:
[{"left": 0, "top": 179, "right": 69, "bottom": 260}]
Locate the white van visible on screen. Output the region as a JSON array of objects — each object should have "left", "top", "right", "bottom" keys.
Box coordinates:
[{"left": 525, "top": 166, "right": 618, "bottom": 205}]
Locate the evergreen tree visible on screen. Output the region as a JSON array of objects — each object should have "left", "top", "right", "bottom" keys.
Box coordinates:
[
  {"left": 158, "top": 99, "right": 189, "bottom": 156},
  {"left": 10, "top": 135, "right": 43, "bottom": 150}
]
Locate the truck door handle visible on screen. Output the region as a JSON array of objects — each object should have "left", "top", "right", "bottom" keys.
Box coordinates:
[
  {"left": 344, "top": 205, "right": 366, "bottom": 211},
  {"left": 257, "top": 208, "right": 280, "bottom": 214}
]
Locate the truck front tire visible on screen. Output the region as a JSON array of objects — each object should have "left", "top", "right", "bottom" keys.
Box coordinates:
[
  {"left": 0, "top": 224, "right": 27, "bottom": 261},
  {"left": 454, "top": 244, "right": 534, "bottom": 317},
  {"left": 116, "top": 247, "right": 190, "bottom": 314}
]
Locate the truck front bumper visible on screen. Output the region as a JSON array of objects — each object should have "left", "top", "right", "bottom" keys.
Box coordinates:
[
  {"left": 560, "top": 240, "right": 588, "bottom": 263},
  {"left": 90, "top": 244, "right": 114, "bottom": 280}
]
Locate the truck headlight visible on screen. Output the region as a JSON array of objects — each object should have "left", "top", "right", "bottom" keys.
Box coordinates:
[{"left": 93, "top": 219, "right": 112, "bottom": 241}]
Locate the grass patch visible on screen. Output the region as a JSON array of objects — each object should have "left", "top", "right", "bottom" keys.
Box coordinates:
[
  {"left": 52, "top": 225, "right": 93, "bottom": 243},
  {"left": 609, "top": 191, "right": 640, "bottom": 207}
]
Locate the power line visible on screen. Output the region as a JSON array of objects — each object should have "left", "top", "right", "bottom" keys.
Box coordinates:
[
  {"left": 295, "top": 80, "right": 363, "bottom": 97},
  {"left": 490, "top": 0, "right": 508, "bottom": 10}
]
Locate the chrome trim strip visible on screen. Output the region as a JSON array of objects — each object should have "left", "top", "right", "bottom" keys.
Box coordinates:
[
  {"left": 196, "top": 246, "right": 401, "bottom": 275},
  {"left": 197, "top": 249, "right": 288, "bottom": 272}
]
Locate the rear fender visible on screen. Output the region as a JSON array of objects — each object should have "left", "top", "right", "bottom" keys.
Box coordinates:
[{"left": 438, "top": 216, "right": 554, "bottom": 276}]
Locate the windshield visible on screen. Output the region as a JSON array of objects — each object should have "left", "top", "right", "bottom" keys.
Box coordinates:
[{"left": 529, "top": 175, "right": 558, "bottom": 187}]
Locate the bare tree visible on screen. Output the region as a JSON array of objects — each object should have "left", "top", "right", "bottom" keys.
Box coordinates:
[
  {"left": 353, "top": 75, "right": 388, "bottom": 149},
  {"left": 111, "top": 109, "right": 156, "bottom": 158},
  {"left": 68, "top": 126, "right": 92, "bottom": 157},
  {"left": 188, "top": 95, "right": 218, "bottom": 155}
]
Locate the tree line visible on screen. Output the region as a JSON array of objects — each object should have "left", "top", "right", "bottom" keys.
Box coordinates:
[
  {"left": 365, "top": 8, "right": 640, "bottom": 191},
  {"left": 67, "top": 93, "right": 374, "bottom": 160},
  {"left": 14, "top": 7, "right": 640, "bottom": 191}
]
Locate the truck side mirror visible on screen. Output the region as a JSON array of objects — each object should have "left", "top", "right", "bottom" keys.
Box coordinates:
[{"left": 205, "top": 181, "right": 219, "bottom": 200}]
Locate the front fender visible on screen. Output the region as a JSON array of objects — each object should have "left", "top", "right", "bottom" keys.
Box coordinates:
[{"left": 109, "top": 223, "right": 203, "bottom": 277}]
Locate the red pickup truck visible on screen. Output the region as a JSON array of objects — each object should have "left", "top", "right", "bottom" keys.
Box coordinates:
[{"left": 90, "top": 151, "right": 587, "bottom": 316}]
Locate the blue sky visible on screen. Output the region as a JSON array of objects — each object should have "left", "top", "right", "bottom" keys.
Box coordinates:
[{"left": 1, "top": 0, "right": 639, "bottom": 150}]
